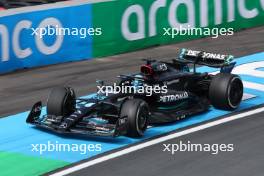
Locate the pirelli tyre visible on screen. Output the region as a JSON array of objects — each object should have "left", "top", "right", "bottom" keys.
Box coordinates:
[
  {"left": 121, "top": 99, "right": 150, "bottom": 138},
  {"left": 47, "top": 87, "right": 76, "bottom": 117},
  {"left": 209, "top": 73, "right": 243, "bottom": 110}
]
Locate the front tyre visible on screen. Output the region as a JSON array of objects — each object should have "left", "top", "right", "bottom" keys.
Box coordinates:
[
  {"left": 209, "top": 73, "right": 243, "bottom": 110},
  {"left": 47, "top": 87, "right": 76, "bottom": 116},
  {"left": 120, "top": 99, "right": 150, "bottom": 138}
]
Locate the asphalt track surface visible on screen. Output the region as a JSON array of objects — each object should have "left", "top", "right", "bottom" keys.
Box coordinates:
[
  {"left": 0, "top": 26, "right": 263, "bottom": 176},
  {"left": 67, "top": 109, "right": 264, "bottom": 176}
]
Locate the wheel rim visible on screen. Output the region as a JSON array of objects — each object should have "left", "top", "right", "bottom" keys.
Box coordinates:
[
  {"left": 137, "top": 105, "right": 149, "bottom": 133},
  {"left": 63, "top": 88, "right": 76, "bottom": 116},
  {"left": 228, "top": 77, "right": 243, "bottom": 108}
]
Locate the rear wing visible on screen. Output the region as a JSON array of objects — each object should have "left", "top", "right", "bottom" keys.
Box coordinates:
[{"left": 178, "top": 48, "right": 236, "bottom": 73}]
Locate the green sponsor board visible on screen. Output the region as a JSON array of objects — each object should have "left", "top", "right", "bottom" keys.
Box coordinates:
[{"left": 92, "top": 0, "right": 264, "bottom": 57}]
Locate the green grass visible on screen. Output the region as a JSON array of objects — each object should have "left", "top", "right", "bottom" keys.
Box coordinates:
[{"left": 0, "top": 151, "right": 69, "bottom": 176}]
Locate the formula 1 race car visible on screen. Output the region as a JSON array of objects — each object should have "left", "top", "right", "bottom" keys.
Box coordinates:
[{"left": 26, "top": 49, "right": 243, "bottom": 138}]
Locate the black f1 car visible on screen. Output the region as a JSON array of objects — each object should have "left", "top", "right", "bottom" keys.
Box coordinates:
[{"left": 26, "top": 49, "right": 243, "bottom": 138}]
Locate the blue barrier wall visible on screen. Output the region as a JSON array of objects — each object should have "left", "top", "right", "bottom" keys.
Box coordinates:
[{"left": 0, "top": 4, "right": 92, "bottom": 73}]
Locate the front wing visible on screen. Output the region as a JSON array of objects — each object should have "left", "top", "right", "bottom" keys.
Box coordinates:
[{"left": 26, "top": 102, "right": 128, "bottom": 137}]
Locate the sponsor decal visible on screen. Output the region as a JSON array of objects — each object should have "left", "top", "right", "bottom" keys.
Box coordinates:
[
  {"left": 159, "top": 91, "right": 189, "bottom": 102},
  {"left": 0, "top": 17, "right": 64, "bottom": 61},
  {"left": 185, "top": 49, "right": 227, "bottom": 60},
  {"left": 95, "top": 126, "right": 110, "bottom": 131},
  {"left": 202, "top": 52, "right": 226, "bottom": 60},
  {"left": 93, "top": 0, "right": 264, "bottom": 57},
  {"left": 0, "top": 4, "right": 92, "bottom": 73},
  {"left": 166, "top": 79, "right": 180, "bottom": 85},
  {"left": 120, "top": 0, "right": 264, "bottom": 41}
]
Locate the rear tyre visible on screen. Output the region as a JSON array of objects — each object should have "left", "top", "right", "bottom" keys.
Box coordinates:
[
  {"left": 120, "top": 99, "right": 149, "bottom": 137},
  {"left": 209, "top": 73, "right": 243, "bottom": 110},
  {"left": 47, "top": 87, "right": 76, "bottom": 116}
]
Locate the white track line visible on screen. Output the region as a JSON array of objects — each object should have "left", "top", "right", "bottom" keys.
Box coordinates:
[
  {"left": 243, "top": 81, "right": 264, "bottom": 92},
  {"left": 50, "top": 106, "right": 264, "bottom": 176}
]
